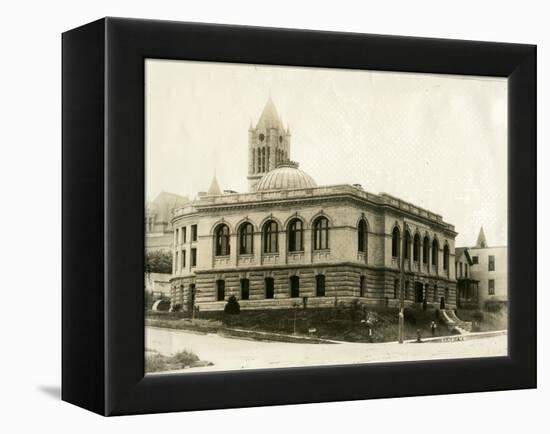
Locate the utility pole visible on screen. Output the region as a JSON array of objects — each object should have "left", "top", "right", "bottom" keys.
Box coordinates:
[{"left": 398, "top": 222, "right": 407, "bottom": 344}]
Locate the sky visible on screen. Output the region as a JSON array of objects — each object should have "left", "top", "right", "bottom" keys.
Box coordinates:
[{"left": 145, "top": 59, "right": 507, "bottom": 247}]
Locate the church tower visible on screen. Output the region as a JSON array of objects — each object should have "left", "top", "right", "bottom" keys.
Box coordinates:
[
  {"left": 475, "top": 226, "right": 488, "bottom": 248},
  {"left": 247, "top": 97, "right": 291, "bottom": 191}
]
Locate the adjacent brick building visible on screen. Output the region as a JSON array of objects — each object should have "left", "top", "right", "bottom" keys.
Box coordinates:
[{"left": 169, "top": 99, "right": 458, "bottom": 312}]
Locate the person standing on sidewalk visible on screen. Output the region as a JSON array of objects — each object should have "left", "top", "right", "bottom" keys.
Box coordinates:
[{"left": 430, "top": 321, "right": 437, "bottom": 337}]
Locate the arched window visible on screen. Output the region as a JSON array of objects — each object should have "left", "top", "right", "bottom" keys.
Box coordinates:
[
  {"left": 404, "top": 231, "right": 411, "bottom": 259},
  {"left": 432, "top": 239, "right": 439, "bottom": 266},
  {"left": 423, "top": 236, "right": 430, "bottom": 264},
  {"left": 360, "top": 275, "right": 366, "bottom": 297},
  {"left": 215, "top": 224, "right": 230, "bottom": 256},
  {"left": 290, "top": 276, "right": 300, "bottom": 298},
  {"left": 263, "top": 220, "right": 278, "bottom": 253},
  {"left": 443, "top": 244, "right": 450, "bottom": 271},
  {"left": 313, "top": 217, "right": 329, "bottom": 250},
  {"left": 239, "top": 222, "right": 254, "bottom": 255},
  {"left": 358, "top": 219, "right": 368, "bottom": 253},
  {"left": 413, "top": 233, "right": 421, "bottom": 261},
  {"left": 316, "top": 274, "right": 326, "bottom": 297},
  {"left": 240, "top": 278, "right": 250, "bottom": 300},
  {"left": 288, "top": 218, "right": 304, "bottom": 252},
  {"left": 265, "top": 277, "right": 274, "bottom": 299},
  {"left": 392, "top": 227, "right": 400, "bottom": 258},
  {"left": 216, "top": 280, "right": 225, "bottom": 301}
]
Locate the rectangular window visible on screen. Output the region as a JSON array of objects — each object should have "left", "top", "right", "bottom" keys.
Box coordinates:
[
  {"left": 216, "top": 280, "right": 225, "bottom": 301},
  {"left": 241, "top": 279, "right": 250, "bottom": 300},
  {"left": 175, "top": 228, "right": 179, "bottom": 244},
  {"left": 488, "top": 255, "right": 495, "bottom": 271},
  {"left": 191, "top": 225, "right": 197, "bottom": 242},
  {"left": 182, "top": 227, "right": 187, "bottom": 243},
  {"left": 465, "top": 263, "right": 468, "bottom": 277},
  {"left": 488, "top": 279, "right": 495, "bottom": 295},
  {"left": 290, "top": 276, "right": 300, "bottom": 298},
  {"left": 265, "top": 277, "right": 274, "bottom": 299},
  {"left": 459, "top": 262, "right": 463, "bottom": 278},
  {"left": 182, "top": 250, "right": 186, "bottom": 268},
  {"left": 472, "top": 256, "right": 478, "bottom": 264},
  {"left": 175, "top": 251, "right": 179, "bottom": 272},
  {"left": 191, "top": 248, "right": 197, "bottom": 267},
  {"left": 316, "top": 275, "right": 326, "bottom": 297}
]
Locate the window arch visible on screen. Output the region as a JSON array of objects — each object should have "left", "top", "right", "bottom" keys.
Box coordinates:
[
  {"left": 313, "top": 217, "right": 329, "bottom": 250},
  {"left": 290, "top": 276, "right": 300, "bottom": 298},
  {"left": 423, "top": 236, "right": 430, "bottom": 264},
  {"left": 443, "top": 244, "right": 450, "bottom": 271},
  {"left": 238, "top": 222, "right": 254, "bottom": 255},
  {"left": 316, "top": 274, "right": 326, "bottom": 297},
  {"left": 288, "top": 218, "right": 304, "bottom": 252},
  {"left": 404, "top": 231, "right": 412, "bottom": 260},
  {"left": 432, "top": 238, "right": 439, "bottom": 266},
  {"left": 263, "top": 220, "right": 279, "bottom": 253},
  {"left": 215, "top": 224, "right": 230, "bottom": 256},
  {"left": 413, "top": 233, "right": 421, "bottom": 262},
  {"left": 391, "top": 226, "right": 400, "bottom": 258},
  {"left": 358, "top": 219, "right": 368, "bottom": 253}
]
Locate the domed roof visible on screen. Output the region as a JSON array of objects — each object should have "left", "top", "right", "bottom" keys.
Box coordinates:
[{"left": 256, "top": 161, "right": 317, "bottom": 191}]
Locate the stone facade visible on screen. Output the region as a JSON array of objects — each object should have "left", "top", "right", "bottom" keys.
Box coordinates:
[
  {"left": 145, "top": 191, "right": 189, "bottom": 252},
  {"left": 169, "top": 99, "right": 458, "bottom": 311}
]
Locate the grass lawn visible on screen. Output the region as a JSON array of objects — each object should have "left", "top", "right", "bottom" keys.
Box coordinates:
[
  {"left": 147, "top": 304, "right": 456, "bottom": 343},
  {"left": 145, "top": 349, "right": 213, "bottom": 373},
  {"left": 456, "top": 308, "right": 508, "bottom": 332}
]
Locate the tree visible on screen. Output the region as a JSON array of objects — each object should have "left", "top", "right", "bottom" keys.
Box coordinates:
[{"left": 145, "top": 250, "right": 172, "bottom": 274}]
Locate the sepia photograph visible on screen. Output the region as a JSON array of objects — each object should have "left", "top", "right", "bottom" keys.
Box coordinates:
[{"left": 144, "top": 59, "right": 508, "bottom": 374}]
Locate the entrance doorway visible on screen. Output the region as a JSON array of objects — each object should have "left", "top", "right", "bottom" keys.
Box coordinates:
[{"left": 414, "top": 282, "right": 424, "bottom": 303}]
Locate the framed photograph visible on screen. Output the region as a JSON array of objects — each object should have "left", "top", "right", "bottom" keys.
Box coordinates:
[{"left": 62, "top": 17, "right": 536, "bottom": 415}]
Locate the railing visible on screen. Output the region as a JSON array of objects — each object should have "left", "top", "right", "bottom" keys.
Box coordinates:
[
  {"left": 312, "top": 250, "right": 331, "bottom": 262},
  {"left": 213, "top": 256, "right": 230, "bottom": 267},
  {"left": 261, "top": 253, "right": 280, "bottom": 265},
  {"left": 176, "top": 184, "right": 454, "bottom": 230},
  {"left": 287, "top": 251, "right": 305, "bottom": 264},
  {"left": 237, "top": 255, "right": 255, "bottom": 266}
]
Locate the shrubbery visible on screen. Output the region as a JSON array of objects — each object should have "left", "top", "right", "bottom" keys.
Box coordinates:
[
  {"left": 224, "top": 295, "right": 241, "bottom": 315},
  {"left": 472, "top": 310, "right": 484, "bottom": 322}
]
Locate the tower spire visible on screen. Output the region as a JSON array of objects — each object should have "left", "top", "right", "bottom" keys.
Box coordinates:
[
  {"left": 247, "top": 97, "right": 291, "bottom": 192},
  {"left": 207, "top": 171, "right": 221, "bottom": 196},
  {"left": 476, "top": 226, "right": 488, "bottom": 248}
]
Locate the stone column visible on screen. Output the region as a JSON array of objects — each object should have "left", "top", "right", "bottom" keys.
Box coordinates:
[
  {"left": 253, "top": 231, "right": 262, "bottom": 265},
  {"left": 229, "top": 233, "right": 237, "bottom": 267},
  {"left": 304, "top": 228, "right": 312, "bottom": 263},
  {"left": 279, "top": 229, "right": 287, "bottom": 264}
]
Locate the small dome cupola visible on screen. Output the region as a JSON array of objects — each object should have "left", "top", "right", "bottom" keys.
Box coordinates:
[{"left": 255, "top": 160, "right": 317, "bottom": 191}]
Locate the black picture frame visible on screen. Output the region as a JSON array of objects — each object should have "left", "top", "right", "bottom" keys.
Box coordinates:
[{"left": 62, "top": 17, "right": 536, "bottom": 416}]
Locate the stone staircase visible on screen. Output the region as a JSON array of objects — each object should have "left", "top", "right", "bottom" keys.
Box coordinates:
[{"left": 440, "top": 309, "right": 472, "bottom": 334}]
